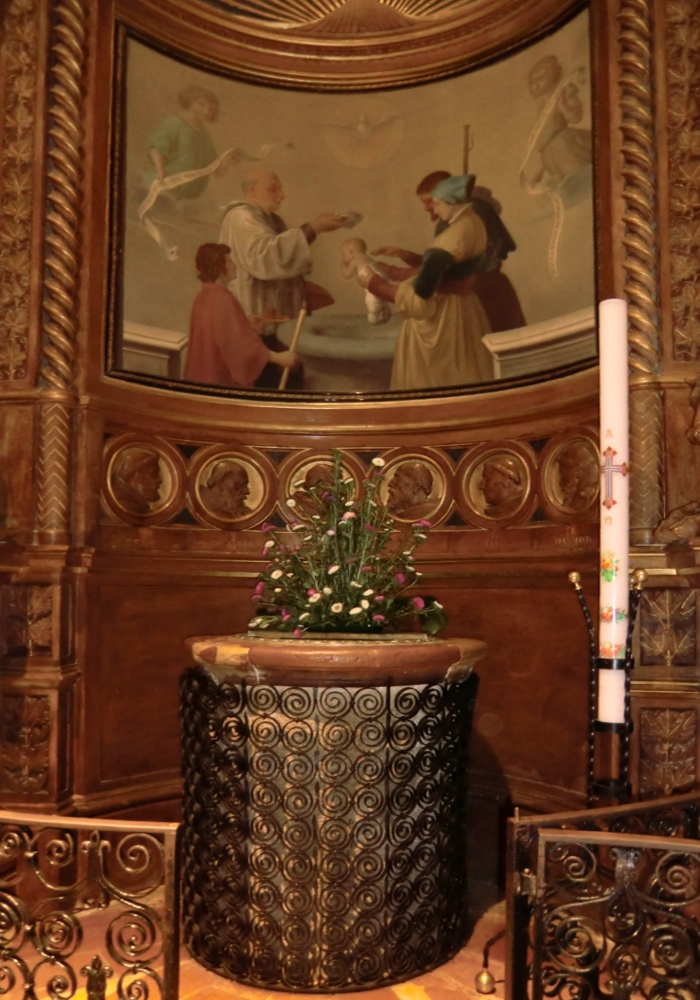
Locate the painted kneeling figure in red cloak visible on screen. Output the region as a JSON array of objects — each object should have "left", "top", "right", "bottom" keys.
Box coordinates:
[{"left": 184, "top": 242, "right": 296, "bottom": 389}]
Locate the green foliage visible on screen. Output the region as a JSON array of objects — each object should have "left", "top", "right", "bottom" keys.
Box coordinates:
[{"left": 248, "top": 451, "right": 447, "bottom": 636}]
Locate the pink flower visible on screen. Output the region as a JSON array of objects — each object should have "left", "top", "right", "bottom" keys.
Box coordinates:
[
  {"left": 372, "top": 614, "right": 386, "bottom": 622},
  {"left": 281, "top": 611, "right": 291, "bottom": 622},
  {"left": 395, "top": 573, "right": 406, "bottom": 585},
  {"left": 307, "top": 588, "right": 317, "bottom": 596},
  {"left": 375, "top": 595, "right": 385, "bottom": 602},
  {"left": 261, "top": 522, "right": 275, "bottom": 533},
  {"left": 361, "top": 565, "right": 372, "bottom": 572},
  {"left": 254, "top": 581, "right": 265, "bottom": 594},
  {"left": 413, "top": 596, "right": 425, "bottom": 610},
  {"left": 294, "top": 628, "right": 302, "bottom": 638},
  {"left": 363, "top": 524, "right": 375, "bottom": 532},
  {"left": 251, "top": 595, "right": 262, "bottom": 603},
  {"left": 413, "top": 519, "right": 432, "bottom": 528}
]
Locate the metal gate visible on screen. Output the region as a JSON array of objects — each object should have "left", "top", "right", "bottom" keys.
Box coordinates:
[{"left": 506, "top": 792, "right": 700, "bottom": 999}]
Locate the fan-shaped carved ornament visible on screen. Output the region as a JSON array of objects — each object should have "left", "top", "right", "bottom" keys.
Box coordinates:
[
  {"left": 117, "top": 0, "right": 583, "bottom": 88},
  {"left": 206, "top": 0, "right": 466, "bottom": 31}
]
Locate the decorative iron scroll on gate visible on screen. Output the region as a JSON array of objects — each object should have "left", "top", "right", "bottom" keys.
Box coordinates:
[
  {"left": 506, "top": 792, "right": 700, "bottom": 999},
  {"left": 0, "top": 810, "right": 181, "bottom": 1000}
]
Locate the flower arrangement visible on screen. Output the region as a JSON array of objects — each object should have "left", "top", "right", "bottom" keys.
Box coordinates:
[{"left": 248, "top": 451, "right": 448, "bottom": 636}]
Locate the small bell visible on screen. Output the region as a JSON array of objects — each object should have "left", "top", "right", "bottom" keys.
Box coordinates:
[{"left": 475, "top": 967, "right": 496, "bottom": 994}]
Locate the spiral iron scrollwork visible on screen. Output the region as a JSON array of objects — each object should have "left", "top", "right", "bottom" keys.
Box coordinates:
[
  {"left": 0, "top": 818, "right": 177, "bottom": 999},
  {"left": 0, "top": 827, "right": 29, "bottom": 890},
  {"left": 180, "top": 666, "right": 475, "bottom": 991},
  {"left": 533, "top": 839, "right": 700, "bottom": 998},
  {"left": 106, "top": 907, "right": 162, "bottom": 969}
]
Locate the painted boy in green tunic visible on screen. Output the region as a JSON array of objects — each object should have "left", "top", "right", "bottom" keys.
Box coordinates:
[{"left": 145, "top": 85, "right": 229, "bottom": 203}]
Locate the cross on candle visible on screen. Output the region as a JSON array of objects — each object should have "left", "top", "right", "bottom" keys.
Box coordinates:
[{"left": 600, "top": 446, "right": 628, "bottom": 511}]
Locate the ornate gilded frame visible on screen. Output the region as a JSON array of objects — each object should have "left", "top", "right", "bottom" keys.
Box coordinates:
[{"left": 103, "top": 0, "right": 598, "bottom": 404}]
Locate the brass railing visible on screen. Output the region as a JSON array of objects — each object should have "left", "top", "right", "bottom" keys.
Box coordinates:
[
  {"left": 507, "top": 791, "right": 700, "bottom": 999},
  {"left": 0, "top": 809, "right": 181, "bottom": 999}
]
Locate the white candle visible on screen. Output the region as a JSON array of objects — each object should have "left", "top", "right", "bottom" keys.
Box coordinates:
[
  {"left": 598, "top": 670, "right": 627, "bottom": 724},
  {"left": 598, "top": 298, "right": 629, "bottom": 724}
]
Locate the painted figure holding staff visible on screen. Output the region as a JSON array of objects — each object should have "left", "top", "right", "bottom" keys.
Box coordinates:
[{"left": 219, "top": 166, "right": 349, "bottom": 388}]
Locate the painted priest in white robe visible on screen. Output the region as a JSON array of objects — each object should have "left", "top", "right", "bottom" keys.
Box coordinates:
[{"left": 219, "top": 167, "right": 344, "bottom": 331}]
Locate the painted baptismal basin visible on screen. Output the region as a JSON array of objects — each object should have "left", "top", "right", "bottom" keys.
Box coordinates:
[{"left": 277, "top": 313, "right": 401, "bottom": 393}]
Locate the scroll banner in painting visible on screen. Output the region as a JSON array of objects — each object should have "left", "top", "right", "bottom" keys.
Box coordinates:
[
  {"left": 518, "top": 68, "right": 589, "bottom": 278},
  {"left": 138, "top": 142, "right": 294, "bottom": 260}
]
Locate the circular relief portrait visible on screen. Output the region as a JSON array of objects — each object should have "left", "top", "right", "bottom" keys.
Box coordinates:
[
  {"left": 195, "top": 456, "right": 265, "bottom": 523},
  {"left": 460, "top": 450, "right": 532, "bottom": 524},
  {"left": 290, "top": 461, "right": 337, "bottom": 519},
  {"left": 278, "top": 452, "right": 365, "bottom": 522},
  {"left": 540, "top": 434, "right": 599, "bottom": 519},
  {"left": 381, "top": 458, "right": 446, "bottom": 523},
  {"left": 108, "top": 447, "right": 173, "bottom": 518}
]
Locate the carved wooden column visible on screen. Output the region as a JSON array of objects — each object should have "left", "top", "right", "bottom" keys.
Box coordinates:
[
  {"left": 0, "top": 0, "right": 87, "bottom": 812},
  {"left": 36, "top": 0, "right": 87, "bottom": 547},
  {"left": 619, "top": 0, "right": 664, "bottom": 544},
  {"left": 627, "top": 0, "right": 700, "bottom": 797}
]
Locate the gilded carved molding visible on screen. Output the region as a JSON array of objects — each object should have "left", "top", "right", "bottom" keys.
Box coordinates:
[
  {"left": 639, "top": 708, "right": 697, "bottom": 796},
  {"left": 628, "top": 388, "right": 664, "bottom": 536},
  {"left": 213, "top": 0, "right": 467, "bottom": 20},
  {"left": 209, "top": 0, "right": 475, "bottom": 31},
  {"left": 0, "top": 694, "right": 51, "bottom": 794},
  {"left": 117, "top": 0, "right": 581, "bottom": 88},
  {"left": 666, "top": 0, "right": 700, "bottom": 361},
  {"left": 639, "top": 588, "right": 696, "bottom": 667},
  {"left": 1, "top": 584, "right": 54, "bottom": 657},
  {"left": 98, "top": 433, "right": 600, "bottom": 537},
  {"left": 0, "top": 0, "right": 41, "bottom": 383},
  {"left": 36, "top": 0, "right": 88, "bottom": 543}
]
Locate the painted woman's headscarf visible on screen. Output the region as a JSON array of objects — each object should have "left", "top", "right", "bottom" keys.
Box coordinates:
[{"left": 430, "top": 173, "right": 476, "bottom": 204}]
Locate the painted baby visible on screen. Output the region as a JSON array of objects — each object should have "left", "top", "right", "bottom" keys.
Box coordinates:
[{"left": 339, "top": 237, "right": 392, "bottom": 326}]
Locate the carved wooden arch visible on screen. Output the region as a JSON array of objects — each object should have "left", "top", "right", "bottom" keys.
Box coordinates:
[
  {"left": 114, "top": 0, "right": 586, "bottom": 88},
  {"left": 33, "top": 0, "right": 666, "bottom": 547}
]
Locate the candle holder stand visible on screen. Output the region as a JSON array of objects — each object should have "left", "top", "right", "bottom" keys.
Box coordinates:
[{"left": 568, "top": 569, "right": 646, "bottom": 806}]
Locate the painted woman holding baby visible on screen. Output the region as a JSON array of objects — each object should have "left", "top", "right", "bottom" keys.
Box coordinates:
[{"left": 357, "top": 174, "right": 493, "bottom": 392}]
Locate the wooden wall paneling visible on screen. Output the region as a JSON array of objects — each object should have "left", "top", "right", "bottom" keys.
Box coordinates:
[
  {"left": 0, "top": 403, "right": 37, "bottom": 541},
  {"left": 74, "top": 570, "right": 259, "bottom": 813},
  {"left": 0, "top": 576, "right": 78, "bottom": 809}
]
